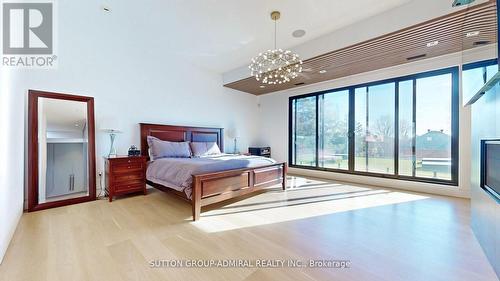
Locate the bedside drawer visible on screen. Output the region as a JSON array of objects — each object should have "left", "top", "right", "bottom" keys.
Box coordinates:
[
  {"left": 113, "top": 162, "right": 143, "bottom": 173},
  {"left": 113, "top": 172, "right": 144, "bottom": 183},
  {"left": 114, "top": 180, "right": 144, "bottom": 192},
  {"left": 111, "top": 157, "right": 143, "bottom": 164}
]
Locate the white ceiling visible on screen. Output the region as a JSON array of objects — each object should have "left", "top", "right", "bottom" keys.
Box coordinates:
[
  {"left": 40, "top": 98, "right": 87, "bottom": 132},
  {"left": 145, "top": 0, "right": 411, "bottom": 73},
  {"left": 222, "top": 0, "right": 492, "bottom": 84}
]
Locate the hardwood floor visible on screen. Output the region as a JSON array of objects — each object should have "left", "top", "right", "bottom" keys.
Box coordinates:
[{"left": 0, "top": 176, "right": 497, "bottom": 281}]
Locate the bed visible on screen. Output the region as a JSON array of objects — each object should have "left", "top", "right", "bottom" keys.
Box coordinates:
[{"left": 140, "top": 123, "right": 287, "bottom": 221}]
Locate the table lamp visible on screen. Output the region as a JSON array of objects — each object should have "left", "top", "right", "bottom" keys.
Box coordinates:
[
  {"left": 100, "top": 119, "right": 122, "bottom": 158},
  {"left": 227, "top": 128, "right": 240, "bottom": 154}
]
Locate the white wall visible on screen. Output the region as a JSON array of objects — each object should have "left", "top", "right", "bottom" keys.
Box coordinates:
[
  {"left": 0, "top": 68, "right": 25, "bottom": 263},
  {"left": 256, "top": 45, "right": 497, "bottom": 198},
  {"left": 0, "top": 0, "right": 260, "bottom": 263}
]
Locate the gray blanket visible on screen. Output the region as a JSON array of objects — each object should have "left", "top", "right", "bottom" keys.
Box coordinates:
[{"left": 146, "top": 154, "right": 276, "bottom": 198}]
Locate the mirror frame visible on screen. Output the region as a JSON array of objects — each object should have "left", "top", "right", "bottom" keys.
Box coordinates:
[{"left": 28, "top": 90, "right": 96, "bottom": 212}]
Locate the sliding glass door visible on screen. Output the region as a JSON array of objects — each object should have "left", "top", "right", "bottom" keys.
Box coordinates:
[
  {"left": 414, "top": 73, "right": 453, "bottom": 180},
  {"left": 289, "top": 66, "right": 458, "bottom": 185},
  {"left": 354, "top": 83, "right": 396, "bottom": 174},
  {"left": 319, "top": 90, "right": 349, "bottom": 170},
  {"left": 291, "top": 96, "right": 316, "bottom": 167},
  {"left": 397, "top": 73, "right": 454, "bottom": 180},
  {"left": 398, "top": 80, "right": 414, "bottom": 177}
]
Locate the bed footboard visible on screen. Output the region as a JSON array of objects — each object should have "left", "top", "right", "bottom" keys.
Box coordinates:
[{"left": 191, "top": 162, "right": 287, "bottom": 221}]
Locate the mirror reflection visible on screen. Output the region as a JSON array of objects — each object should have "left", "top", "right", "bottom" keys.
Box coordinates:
[{"left": 38, "top": 98, "right": 89, "bottom": 203}]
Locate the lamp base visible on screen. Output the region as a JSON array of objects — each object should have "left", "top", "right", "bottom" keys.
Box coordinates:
[
  {"left": 233, "top": 138, "right": 239, "bottom": 154},
  {"left": 108, "top": 133, "right": 117, "bottom": 158}
]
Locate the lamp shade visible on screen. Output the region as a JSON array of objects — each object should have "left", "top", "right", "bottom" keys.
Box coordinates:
[
  {"left": 100, "top": 118, "right": 122, "bottom": 133},
  {"left": 227, "top": 127, "right": 240, "bottom": 139}
]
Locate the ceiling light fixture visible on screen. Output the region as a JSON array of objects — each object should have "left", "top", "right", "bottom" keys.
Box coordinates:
[
  {"left": 319, "top": 70, "right": 327, "bottom": 74},
  {"left": 292, "top": 29, "right": 306, "bottom": 38},
  {"left": 473, "top": 40, "right": 491, "bottom": 46},
  {"left": 249, "top": 11, "right": 303, "bottom": 85},
  {"left": 259, "top": 85, "right": 266, "bottom": 88},
  {"left": 407, "top": 54, "right": 427, "bottom": 61},
  {"left": 426, "top": 41, "right": 439, "bottom": 47},
  {"left": 452, "top": 0, "right": 476, "bottom": 7}
]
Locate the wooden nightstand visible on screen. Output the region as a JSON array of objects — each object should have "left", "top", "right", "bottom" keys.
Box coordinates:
[{"left": 104, "top": 156, "right": 147, "bottom": 202}]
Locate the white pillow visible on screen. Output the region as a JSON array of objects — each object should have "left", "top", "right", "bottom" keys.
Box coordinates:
[
  {"left": 190, "top": 142, "right": 222, "bottom": 157},
  {"left": 147, "top": 136, "right": 191, "bottom": 159}
]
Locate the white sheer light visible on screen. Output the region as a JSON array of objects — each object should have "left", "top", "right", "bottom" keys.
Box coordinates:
[{"left": 249, "top": 11, "right": 303, "bottom": 85}]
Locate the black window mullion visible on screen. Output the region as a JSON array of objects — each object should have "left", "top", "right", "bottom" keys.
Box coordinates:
[
  {"left": 294, "top": 100, "right": 297, "bottom": 165},
  {"left": 412, "top": 79, "right": 417, "bottom": 178},
  {"left": 365, "top": 87, "right": 369, "bottom": 171},
  {"left": 348, "top": 88, "right": 355, "bottom": 172},
  {"left": 394, "top": 82, "right": 399, "bottom": 176},
  {"left": 315, "top": 95, "right": 319, "bottom": 168},
  {"left": 451, "top": 68, "right": 460, "bottom": 184},
  {"left": 288, "top": 98, "right": 297, "bottom": 165},
  {"left": 319, "top": 95, "right": 324, "bottom": 168}
]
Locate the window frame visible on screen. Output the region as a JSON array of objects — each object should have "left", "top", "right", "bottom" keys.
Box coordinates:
[
  {"left": 462, "top": 59, "right": 498, "bottom": 106},
  {"left": 462, "top": 59, "right": 497, "bottom": 71},
  {"left": 289, "top": 66, "right": 459, "bottom": 186}
]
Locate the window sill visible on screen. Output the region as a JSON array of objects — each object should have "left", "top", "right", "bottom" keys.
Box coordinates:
[{"left": 288, "top": 164, "right": 458, "bottom": 187}]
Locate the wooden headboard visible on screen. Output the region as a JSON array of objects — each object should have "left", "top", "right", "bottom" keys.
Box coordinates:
[{"left": 140, "top": 123, "right": 224, "bottom": 159}]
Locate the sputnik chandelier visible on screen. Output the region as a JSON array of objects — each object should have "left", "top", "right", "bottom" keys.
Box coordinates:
[{"left": 249, "top": 11, "right": 303, "bottom": 85}]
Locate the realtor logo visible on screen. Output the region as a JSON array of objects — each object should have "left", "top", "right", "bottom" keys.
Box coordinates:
[{"left": 1, "top": 1, "right": 57, "bottom": 68}]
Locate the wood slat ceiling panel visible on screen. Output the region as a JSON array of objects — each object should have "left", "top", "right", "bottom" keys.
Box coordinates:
[{"left": 224, "top": 1, "right": 497, "bottom": 95}]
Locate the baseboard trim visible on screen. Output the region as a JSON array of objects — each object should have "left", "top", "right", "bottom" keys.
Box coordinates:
[{"left": 289, "top": 167, "right": 470, "bottom": 199}]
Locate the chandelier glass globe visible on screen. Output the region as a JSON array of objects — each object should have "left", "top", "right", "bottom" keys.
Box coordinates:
[
  {"left": 249, "top": 49, "right": 302, "bottom": 85},
  {"left": 249, "top": 11, "right": 303, "bottom": 85}
]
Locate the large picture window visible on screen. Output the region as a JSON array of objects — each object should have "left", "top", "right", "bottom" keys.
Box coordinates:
[{"left": 289, "top": 67, "right": 459, "bottom": 185}]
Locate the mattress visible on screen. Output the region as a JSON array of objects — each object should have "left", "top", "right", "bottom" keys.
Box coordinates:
[{"left": 146, "top": 154, "right": 276, "bottom": 199}]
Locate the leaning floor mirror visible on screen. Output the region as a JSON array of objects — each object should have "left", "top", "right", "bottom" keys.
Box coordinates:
[{"left": 28, "top": 90, "right": 96, "bottom": 211}]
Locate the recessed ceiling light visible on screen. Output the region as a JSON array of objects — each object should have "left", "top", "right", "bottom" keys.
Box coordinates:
[
  {"left": 426, "top": 41, "right": 439, "bottom": 47},
  {"left": 407, "top": 54, "right": 427, "bottom": 61},
  {"left": 452, "top": 0, "right": 476, "bottom": 7},
  {"left": 292, "top": 29, "right": 306, "bottom": 38},
  {"left": 319, "top": 70, "right": 327, "bottom": 74},
  {"left": 259, "top": 85, "right": 266, "bottom": 88},
  {"left": 466, "top": 31, "right": 480, "bottom": 37},
  {"left": 473, "top": 40, "right": 491, "bottom": 46}
]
